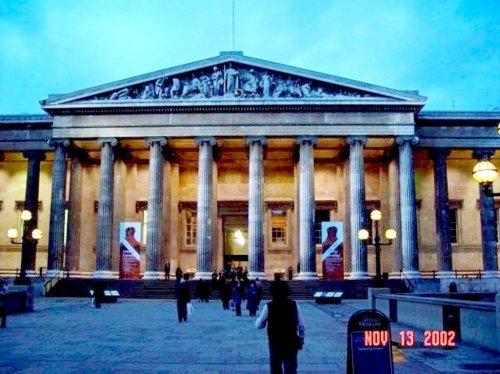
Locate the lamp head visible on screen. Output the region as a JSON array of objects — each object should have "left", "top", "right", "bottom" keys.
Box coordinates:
[
  {"left": 20, "top": 210, "right": 32, "bottom": 221},
  {"left": 7, "top": 228, "right": 19, "bottom": 239},
  {"left": 472, "top": 160, "right": 498, "bottom": 184},
  {"left": 31, "top": 228, "right": 43, "bottom": 240},
  {"left": 370, "top": 209, "right": 382, "bottom": 221},
  {"left": 385, "top": 228, "right": 397, "bottom": 241},
  {"left": 358, "top": 228, "right": 369, "bottom": 241}
]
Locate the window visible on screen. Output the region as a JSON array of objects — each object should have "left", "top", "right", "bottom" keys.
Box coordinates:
[
  {"left": 185, "top": 209, "right": 197, "bottom": 246},
  {"left": 315, "top": 209, "right": 330, "bottom": 245},
  {"left": 271, "top": 211, "right": 287, "bottom": 246},
  {"left": 449, "top": 208, "right": 459, "bottom": 244}
]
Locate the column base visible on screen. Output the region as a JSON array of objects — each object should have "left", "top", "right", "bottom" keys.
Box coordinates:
[
  {"left": 401, "top": 270, "right": 422, "bottom": 279},
  {"left": 194, "top": 271, "right": 213, "bottom": 280},
  {"left": 248, "top": 272, "right": 266, "bottom": 280},
  {"left": 142, "top": 271, "right": 163, "bottom": 280},
  {"left": 348, "top": 272, "right": 370, "bottom": 280},
  {"left": 481, "top": 270, "right": 500, "bottom": 279},
  {"left": 93, "top": 270, "right": 116, "bottom": 279},
  {"left": 436, "top": 271, "right": 455, "bottom": 279},
  {"left": 25, "top": 270, "right": 37, "bottom": 278},
  {"left": 388, "top": 271, "right": 402, "bottom": 279},
  {"left": 296, "top": 272, "right": 318, "bottom": 280}
]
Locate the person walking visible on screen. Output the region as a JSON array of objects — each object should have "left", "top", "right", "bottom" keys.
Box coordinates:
[
  {"left": 246, "top": 281, "right": 259, "bottom": 316},
  {"left": 231, "top": 280, "right": 244, "bottom": 316},
  {"left": 164, "top": 261, "right": 170, "bottom": 280},
  {"left": 255, "top": 281, "right": 305, "bottom": 374},
  {"left": 219, "top": 277, "right": 231, "bottom": 310},
  {"left": 175, "top": 273, "right": 191, "bottom": 323}
]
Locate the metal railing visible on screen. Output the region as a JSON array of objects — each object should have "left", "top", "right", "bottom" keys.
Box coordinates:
[
  {"left": 43, "top": 270, "right": 65, "bottom": 296},
  {"left": 419, "top": 269, "right": 483, "bottom": 279}
]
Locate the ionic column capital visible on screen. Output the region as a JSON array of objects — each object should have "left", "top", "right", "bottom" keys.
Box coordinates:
[
  {"left": 22, "top": 150, "right": 46, "bottom": 161},
  {"left": 245, "top": 136, "right": 267, "bottom": 146},
  {"left": 396, "top": 136, "right": 419, "bottom": 146},
  {"left": 97, "top": 138, "right": 118, "bottom": 148},
  {"left": 48, "top": 138, "right": 71, "bottom": 148},
  {"left": 346, "top": 136, "right": 367, "bottom": 146},
  {"left": 428, "top": 148, "right": 451, "bottom": 160},
  {"left": 145, "top": 137, "right": 168, "bottom": 147},
  {"left": 297, "top": 136, "right": 317, "bottom": 146},
  {"left": 195, "top": 137, "right": 217, "bottom": 146}
]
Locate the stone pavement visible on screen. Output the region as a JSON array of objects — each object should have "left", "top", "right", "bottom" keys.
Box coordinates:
[{"left": 0, "top": 297, "right": 499, "bottom": 373}]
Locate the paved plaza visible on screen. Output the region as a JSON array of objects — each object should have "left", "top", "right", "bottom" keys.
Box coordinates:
[{"left": 0, "top": 296, "right": 499, "bottom": 373}]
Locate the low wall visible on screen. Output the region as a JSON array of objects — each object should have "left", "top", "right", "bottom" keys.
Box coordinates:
[
  {"left": 1, "top": 285, "right": 34, "bottom": 314},
  {"left": 371, "top": 291, "right": 499, "bottom": 352}
]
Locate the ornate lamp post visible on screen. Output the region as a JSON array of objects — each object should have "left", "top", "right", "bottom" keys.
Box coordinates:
[
  {"left": 472, "top": 159, "right": 500, "bottom": 276},
  {"left": 358, "top": 209, "right": 397, "bottom": 286},
  {"left": 7, "top": 209, "right": 43, "bottom": 284}
]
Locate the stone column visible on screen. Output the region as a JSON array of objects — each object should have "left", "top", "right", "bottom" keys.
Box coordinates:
[
  {"left": 388, "top": 158, "right": 402, "bottom": 278},
  {"left": 195, "top": 137, "right": 217, "bottom": 279},
  {"left": 473, "top": 149, "right": 499, "bottom": 278},
  {"left": 347, "top": 137, "right": 369, "bottom": 279},
  {"left": 143, "top": 137, "right": 167, "bottom": 279},
  {"left": 94, "top": 138, "right": 117, "bottom": 278},
  {"left": 429, "top": 148, "right": 453, "bottom": 277},
  {"left": 47, "top": 139, "right": 70, "bottom": 276},
  {"left": 20, "top": 150, "right": 46, "bottom": 280},
  {"left": 246, "top": 137, "right": 266, "bottom": 279},
  {"left": 396, "top": 136, "right": 421, "bottom": 278},
  {"left": 66, "top": 157, "right": 83, "bottom": 274},
  {"left": 296, "top": 136, "right": 317, "bottom": 279}
]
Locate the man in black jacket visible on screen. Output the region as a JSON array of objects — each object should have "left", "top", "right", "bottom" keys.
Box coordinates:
[{"left": 255, "top": 281, "right": 305, "bottom": 374}]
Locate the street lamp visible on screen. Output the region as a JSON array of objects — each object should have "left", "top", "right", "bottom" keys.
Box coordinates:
[
  {"left": 472, "top": 158, "right": 500, "bottom": 276},
  {"left": 7, "top": 209, "right": 43, "bottom": 283},
  {"left": 358, "top": 209, "right": 396, "bottom": 286}
]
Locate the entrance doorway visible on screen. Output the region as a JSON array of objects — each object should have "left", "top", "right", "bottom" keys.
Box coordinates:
[{"left": 222, "top": 215, "right": 248, "bottom": 270}]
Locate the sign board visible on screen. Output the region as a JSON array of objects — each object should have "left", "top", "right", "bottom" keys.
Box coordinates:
[
  {"left": 347, "top": 309, "right": 394, "bottom": 374},
  {"left": 119, "top": 222, "right": 142, "bottom": 279},
  {"left": 321, "top": 221, "right": 344, "bottom": 280}
]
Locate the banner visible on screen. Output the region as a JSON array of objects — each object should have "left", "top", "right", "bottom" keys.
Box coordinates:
[
  {"left": 321, "top": 221, "right": 344, "bottom": 280},
  {"left": 119, "top": 222, "right": 142, "bottom": 279}
]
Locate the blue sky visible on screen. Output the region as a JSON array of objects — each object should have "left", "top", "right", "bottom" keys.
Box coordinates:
[{"left": 0, "top": 0, "right": 498, "bottom": 114}]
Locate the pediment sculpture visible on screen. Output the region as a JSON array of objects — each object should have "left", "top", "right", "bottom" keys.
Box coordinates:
[{"left": 93, "top": 63, "right": 389, "bottom": 101}]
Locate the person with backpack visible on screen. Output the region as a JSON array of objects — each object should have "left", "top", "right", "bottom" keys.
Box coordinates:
[{"left": 255, "top": 281, "right": 305, "bottom": 374}]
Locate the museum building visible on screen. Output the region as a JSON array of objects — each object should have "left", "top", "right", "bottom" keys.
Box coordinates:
[{"left": 0, "top": 51, "right": 499, "bottom": 280}]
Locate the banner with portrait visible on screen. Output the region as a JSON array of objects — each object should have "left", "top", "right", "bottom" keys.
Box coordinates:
[
  {"left": 119, "top": 222, "right": 142, "bottom": 279},
  {"left": 321, "top": 221, "right": 344, "bottom": 280}
]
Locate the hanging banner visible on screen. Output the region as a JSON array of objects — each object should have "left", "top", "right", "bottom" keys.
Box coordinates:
[
  {"left": 321, "top": 221, "right": 344, "bottom": 280},
  {"left": 119, "top": 222, "right": 142, "bottom": 279}
]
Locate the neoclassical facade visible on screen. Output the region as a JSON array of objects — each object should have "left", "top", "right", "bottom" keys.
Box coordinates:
[{"left": 0, "top": 52, "right": 499, "bottom": 280}]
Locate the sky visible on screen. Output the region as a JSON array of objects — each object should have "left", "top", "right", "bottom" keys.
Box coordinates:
[{"left": 0, "top": 0, "right": 499, "bottom": 115}]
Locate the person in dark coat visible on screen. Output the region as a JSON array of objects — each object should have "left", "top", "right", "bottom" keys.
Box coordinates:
[
  {"left": 219, "top": 277, "right": 231, "bottom": 310},
  {"left": 93, "top": 281, "right": 105, "bottom": 309},
  {"left": 246, "top": 281, "right": 259, "bottom": 316},
  {"left": 231, "top": 280, "right": 244, "bottom": 316},
  {"left": 255, "top": 281, "right": 305, "bottom": 374},
  {"left": 164, "top": 262, "right": 170, "bottom": 280},
  {"left": 175, "top": 273, "right": 191, "bottom": 322},
  {"left": 175, "top": 267, "right": 183, "bottom": 281}
]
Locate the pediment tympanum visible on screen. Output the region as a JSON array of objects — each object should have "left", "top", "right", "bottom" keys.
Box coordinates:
[{"left": 41, "top": 52, "right": 426, "bottom": 111}]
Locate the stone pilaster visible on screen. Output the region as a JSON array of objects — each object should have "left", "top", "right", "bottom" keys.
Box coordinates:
[
  {"left": 429, "top": 148, "right": 453, "bottom": 277},
  {"left": 21, "top": 150, "right": 46, "bottom": 278},
  {"left": 388, "top": 158, "right": 402, "bottom": 278},
  {"left": 472, "top": 149, "right": 499, "bottom": 278},
  {"left": 246, "top": 137, "right": 266, "bottom": 279},
  {"left": 347, "top": 136, "right": 369, "bottom": 279},
  {"left": 396, "top": 136, "right": 420, "bottom": 278},
  {"left": 296, "top": 136, "right": 317, "bottom": 279},
  {"left": 143, "top": 137, "right": 167, "bottom": 279},
  {"left": 47, "top": 139, "right": 70, "bottom": 276},
  {"left": 94, "top": 138, "right": 117, "bottom": 278},
  {"left": 195, "top": 137, "right": 217, "bottom": 279}
]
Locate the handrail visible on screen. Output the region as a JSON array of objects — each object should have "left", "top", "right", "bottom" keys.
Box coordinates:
[
  {"left": 400, "top": 271, "right": 415, "bottom": 292},
  {"left": 43, "top": 270, "right": 65, "bottom": 296}
]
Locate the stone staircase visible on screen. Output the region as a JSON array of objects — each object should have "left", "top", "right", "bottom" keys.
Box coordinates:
[{"left": 46, "top": 278, "right": 410, "bottom": 300}]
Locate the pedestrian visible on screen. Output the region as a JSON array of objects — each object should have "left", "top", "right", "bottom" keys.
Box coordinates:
[
  {"left": 231, "top": 280, "right": 244, "bottom": 316},
  {"left": 287, "top": 266, "right": 293, "bottom": 281},
  {"left": 164, "top": 261, "right": 170, "bottom": 280},
  {"left": 0, "top": 280, "right": 8, "bottom": 328},
  {"left": 219, "top": 277, "right": 231, "bottom": 310},
  {"left": 175, "top": 273, "right": 191, "bottom": 323},
  {"left": 93, "top": 281, "right": 105, "bottom": 309},
  {"left": 246, "top": 281, "right": 259, "bottom": 316},
  {"left": 175, "top": 266, "right": 183, "bottom": 281},
  {"left": 255, "top": 281, "right": 305, "bottom": 374}
]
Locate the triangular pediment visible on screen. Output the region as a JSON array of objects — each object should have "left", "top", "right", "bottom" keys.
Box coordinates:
[{"left": 41, "top": 52, "right": 426, "bottom": 110}]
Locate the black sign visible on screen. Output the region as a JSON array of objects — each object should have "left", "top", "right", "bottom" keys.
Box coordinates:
[{"left": 347, "top": 309, "right": 393, "bottom": 374}]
